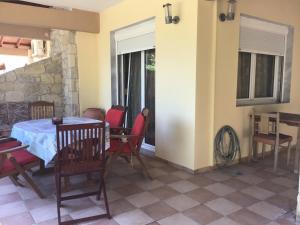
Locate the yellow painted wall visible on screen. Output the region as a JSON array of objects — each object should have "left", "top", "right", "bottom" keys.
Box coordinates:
[
  {"left": 194, "top": 0, "right": 217, "bottom": 169},
  {"left": 213, "top": 0, "right": 300, "bottom": 163},
  {"left": 76, "top": 32, "right": 100, "bottom": 114},
  {"left": 98, "top": 0, "right": 199, "bottom": 170},
  {"left": 77, "top": 0, "right": 300, "bottom": 171}
]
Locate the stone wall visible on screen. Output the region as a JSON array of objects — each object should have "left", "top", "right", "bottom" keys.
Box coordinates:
[
  {"left": 50, "top": 30, "right": 79, "bottom": 116},
  {"left": 0, "top": 55, "right": 64, "bottom": 116}
]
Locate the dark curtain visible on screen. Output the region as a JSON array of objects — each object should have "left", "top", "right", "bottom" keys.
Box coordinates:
[
  {"left": 126, "top": 52, "right": 141, "bottom": 128},
  {"left": 145, "top": 49, "right": 155, "bottom": 146}
]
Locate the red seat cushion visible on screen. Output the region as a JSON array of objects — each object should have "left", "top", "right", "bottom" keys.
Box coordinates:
[
  {"left": 0, "top": 140, "right": 21, "bottom": 151},
  {"left": 0, "top": 141, "right": 38, "bottom": 174},
  {"left": 108, "top": 113, "right": 145, "bottom": 154},
  {"left": 108, "top": 139, "right": 131, "bottom": 154},
  {"left": 105, "top": 108, "right": 125, "bottom": 128}
]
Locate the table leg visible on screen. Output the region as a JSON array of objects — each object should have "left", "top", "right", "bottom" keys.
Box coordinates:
[
  {"left": 294, "top": 127, "right": 300, "bottom": 173},
  {"left": 33, "top": 159, "right": 54, "bottom": 176}
]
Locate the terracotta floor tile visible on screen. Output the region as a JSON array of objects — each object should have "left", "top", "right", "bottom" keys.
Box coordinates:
[
  {"left": 241, "top": 186, "right": 274, "bottom": 200},
  {"left": 109, "top": 199, "right": 136, "bottom": 216},
  {"left": 168, "top": 180, "right": 198, "bottom": 193},
  {"left": 205, "top": 198, "right": 241, "bottom": 216},
  {"left": 157, "top": 213, "right": 199, "bottom": 225},
  {"left": 183, "top": 204, "right": 222, "bottom": 224},
  {"left": 229, "top": 209, "right": 271, "bottom": 225},
  {"left": 171, "top": 171, "right": 193, "bottom": 180},
  {"left": 222, "top": 178, "right": 249, "bottom": 190},
  {"left": 204, "top": 183, "right": 235, "bottom": 197},
  {"left": 207, "top": 217, "right": 241, "bottom": 225},
  {"left": 149, "top": 186, "right": 179, "bottom": 200},
  {"left": 225, "top": 192, "right": 258, "bottom": 207},
  {"left": 0, "top": 201, "right": 27, "bottom": 218},
  {"left": 266, "top": 195, "right": 296, "bottom": 211},
  {"left": 114, "top": 209, "right": 154, "bottom": 225},
  {"left": 0, "top": 212, "right": 34, "bottom": 225},
  {"left": 185, "top": 188, "right": 218, "bottom": 204},
  {"left": 0, "top": 192, "right": 21, "bottom": 205},
  {"left": 247, "top": 201, "right": 286, "bottom": 220},
  {"left": 188, "top": 175, "right": 215, "bottom": 187},
  {"left": 165, "top": 194, "right": 199, "bottom": 212},
  {"left": 142, "top": 201, "right": 177, "bottom": 221},
  {"left": 114, "top": 184, "right": 144, "bottom": 197},
  {"left": 126, "top": 192, "right": 160, "bottom": 208},
  {"left": 156, "top": 174, "right": 182, "bottom": 184},
  {"left": 257, "top": 181, "right": 287, "bottom": 193}
]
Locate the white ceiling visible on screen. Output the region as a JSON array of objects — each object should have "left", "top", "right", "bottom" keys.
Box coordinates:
[{"left": 24, "top": 0, "right": 124, "bottom": 12}]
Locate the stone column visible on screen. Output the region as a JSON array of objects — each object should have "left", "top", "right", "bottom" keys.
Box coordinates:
[{"left": 50, "top": 30, "right": 79, "bottom": 116}]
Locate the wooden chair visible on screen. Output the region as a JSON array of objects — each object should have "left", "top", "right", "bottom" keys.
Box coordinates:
[
  {"left": 249, "top": 112, "right": 292, "bottom": 172},
  {"left": 55, "top": 122, "right": 110, "bottom": 225},
  {"left": 82, "top": 108, "right": 105, "bottom": 121},
  {"left": 0, "top": 138, "right": 44, "bottom": 198},
  {"left": 106, "top": 108, "right": 151, "bottom": 179},
  {"left": 30, "top": 101, "right": 55, "bottom": 120}
]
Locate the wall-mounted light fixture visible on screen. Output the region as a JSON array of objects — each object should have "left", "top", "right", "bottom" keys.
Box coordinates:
[
  {"left": 219, "top": 0, "right": 237, "bottom": 22},
  {"left": 163, "top": 3, "right": 180, "bottom": 24}
]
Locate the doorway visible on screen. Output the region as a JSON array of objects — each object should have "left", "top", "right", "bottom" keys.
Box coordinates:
[{"left": 117, "top": 49, "right": 155, "bottom": 151}]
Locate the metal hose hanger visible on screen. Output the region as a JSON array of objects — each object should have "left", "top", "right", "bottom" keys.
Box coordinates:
[{"left": 214, "top": 125, "right": 241, "bottom": 167}]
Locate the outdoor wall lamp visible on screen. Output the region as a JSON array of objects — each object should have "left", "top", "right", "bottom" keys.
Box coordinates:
[
  {"left": 163, "top": 3, "right": 180, "bottom": 24},
  {"left": 219, "top": 0, "right": 237, "bottom": 22}
]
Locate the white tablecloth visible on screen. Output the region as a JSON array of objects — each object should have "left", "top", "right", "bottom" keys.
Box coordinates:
[{"left": 11, "top": 117, "right": 110, "bottom": 165}]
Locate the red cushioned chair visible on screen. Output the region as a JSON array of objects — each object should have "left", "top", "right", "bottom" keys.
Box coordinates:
[
  {"left": 105, "top": 105, "right": 126, "bottom": 130},
  {"left": 0, "top": 138, "right": 44, "bottom": 198},
  {"left": 106, "top": 108, "right": 151, "bottom": 179}
]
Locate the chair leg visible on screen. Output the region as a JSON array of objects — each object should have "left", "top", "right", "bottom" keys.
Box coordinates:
[
  {"left": 262, "top": 144, "right": 266, "bottom": 160},
  {"left": 287, "top": 141, "right": 292, "bottom": 166},
  {"left": 101, "top": 175, "right": 111, "bottom": 219},
  {"left": 97, "top": 174, "right": 103, "bottom": 201},
  {"left": 10, "top": 159, "right": 44, "bottom": 198},
  {"left": 56, "top": 174, "right": 62, "bottom": 225},
  {"left": 9, "top": 174, "right": 24, "bottom": 187},
  {"left": 253, "top": 141, "right": 258, "bottom": 161},
  {"left": 105, "top": 152, "right": 120, "bottom": 177},
  {"left": 273, "top": 144, "right": 279, "bottom": 173},
  {"left": 136, "top": 154, "right": 152, "bottom": 179}
]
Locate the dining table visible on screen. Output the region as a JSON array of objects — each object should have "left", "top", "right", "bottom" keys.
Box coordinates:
[{"left": 11, "top": 117, "right": 110, "bottom": 167}]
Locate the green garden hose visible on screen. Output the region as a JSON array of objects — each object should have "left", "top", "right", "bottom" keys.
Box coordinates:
[{"left": 214, "top": 125, "right": 241, "bottom": 167}]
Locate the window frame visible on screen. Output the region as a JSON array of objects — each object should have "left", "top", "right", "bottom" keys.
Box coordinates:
[{"left": 237, "top": 50, "right": 283, "bottom": 106}]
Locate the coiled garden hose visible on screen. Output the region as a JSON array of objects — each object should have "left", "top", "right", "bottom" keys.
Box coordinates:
[{"left": 214, "top": 125, "right": 241, "bottom": 166}]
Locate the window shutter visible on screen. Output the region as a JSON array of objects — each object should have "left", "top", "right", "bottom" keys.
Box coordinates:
[
  {"left": 116, "top": 32, "right": 155, "bottom": 55},
  {"left": 239, "top": 27, "right": 286, "bottom": 56},
  {"left": 239, "top": 16, "right": 288, "bottom": 56},
  {"left": 114, "top": 19, "right": 155, "bottom": 55}
]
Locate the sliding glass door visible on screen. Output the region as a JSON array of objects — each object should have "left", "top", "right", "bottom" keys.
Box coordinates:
[{"left": 117, "top": 49, "right": 155, "bottom": 150}]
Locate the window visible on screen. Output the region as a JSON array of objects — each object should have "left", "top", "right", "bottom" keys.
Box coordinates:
[
  {"left": 237, "top": 52, "right": 283, "bottom": 103},
  {"left": 237, "top": 15, "right": 294, "bottom": 106}
]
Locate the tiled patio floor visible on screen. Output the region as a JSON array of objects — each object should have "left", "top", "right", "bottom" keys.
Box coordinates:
[{"left": 0, "top": 152, "right": 299, "bottom": 225}]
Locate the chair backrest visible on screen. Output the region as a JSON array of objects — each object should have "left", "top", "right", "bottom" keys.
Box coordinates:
[
  {"left": 105, "top": 105, "right": 126, "bottom": 128},
  {"left": 130, "top": 108, "right": 149, "bottom": 148},
  {"left": 55, "top": 122, "right": 106, "bottom": 170},
  {"left": 30, "top": 101, "right": 54, "bottom": 120},
  {"left": 82, "top": 108, "right": 105, "bottom": 121},
  {"left": 252, "top": 112, "right": 279, "bottom": 135}
]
